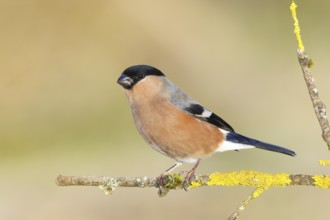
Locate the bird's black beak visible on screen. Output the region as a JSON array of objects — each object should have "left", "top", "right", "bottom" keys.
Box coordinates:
[{"left": 117, "top": 74, "right": 133, "bottom": 89}]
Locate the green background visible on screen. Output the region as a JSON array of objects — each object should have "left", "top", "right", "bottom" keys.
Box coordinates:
[{"left": 1, "top": 0, "right": 329, "bottom": 219}]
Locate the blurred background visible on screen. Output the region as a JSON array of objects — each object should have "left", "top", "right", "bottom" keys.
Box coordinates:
[{"left": 1, "top": 0, "right": 330, "bottom": 219}]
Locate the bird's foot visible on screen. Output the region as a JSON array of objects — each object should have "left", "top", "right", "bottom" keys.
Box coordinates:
[
  {"left": 157, "top": 160, "right": 200, "bottom": 193},
  {"left": 157, "top": 161, "right": 183, "bottom": 191},
  {"left": 182, "top": 169, "right": 196, "bottom": 191},
  {"left": 157, "top": 173, "right": 171, "bottom": 197},
  {"left": 157, "top": 173, "right": 166, "bottom": 189},
  {"left": 182, "top": 159, "right": 201, "bottom": 191}
]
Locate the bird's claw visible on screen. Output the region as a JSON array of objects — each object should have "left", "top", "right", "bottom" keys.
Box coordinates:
[
  {"left": 182, "top": 170, "right": 196, "bottom": 191},
  {"left": 157, "top": 174, "right": 171, "bottom": 197}
]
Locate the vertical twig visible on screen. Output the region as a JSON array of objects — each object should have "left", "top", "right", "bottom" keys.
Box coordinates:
[
  {"left": 228, "top": 187, "right": 268, "bottom": 220},
  {"left": 290, "top": 1, "right": 330, "bottom": 150},
  {"left": 297, "top": 50, "right": 330, "bottom": 149}
]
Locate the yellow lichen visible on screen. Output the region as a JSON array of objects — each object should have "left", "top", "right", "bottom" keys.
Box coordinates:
[
  {"left": 313, "top": 175, "right": 330, "bottom": 188},
  {"left": 319, "top": 160, "right": 330, "bottom": 166},
  {"left": 308, "top": 59, "right": 314, "bottom": 68},
  {"left": 290, "top": 1, "right": 305, "bottom": 51},
  {"left": 165, "top": 173, "right": 182, "bottom": 188},
  {"left": 207, "top": 171, "right": 291, "bottom": 187},
  {"left": 252, "top": 187, "right": 267, "bottom": 198},
  {"left": 190, "top": 181, "right": 201, "bottom": 188}
]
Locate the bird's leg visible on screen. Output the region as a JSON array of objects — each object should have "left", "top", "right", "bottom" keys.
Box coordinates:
[
  {"left": 158, "top": 161, "right": 182, "bottom": 188},
  {"left": 182, "top": 159, "right": 201, "bottom": 191}
]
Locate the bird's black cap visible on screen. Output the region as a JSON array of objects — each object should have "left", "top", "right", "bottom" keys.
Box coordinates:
[{"left": 117, "top": 65, "right": 165, "bottom": 89}]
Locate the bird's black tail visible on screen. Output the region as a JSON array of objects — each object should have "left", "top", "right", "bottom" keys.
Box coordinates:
[{"left": 226, "top": 132, "right": 296, "bottom": 156}]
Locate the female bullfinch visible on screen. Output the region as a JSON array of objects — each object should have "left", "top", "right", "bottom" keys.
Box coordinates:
[{"left": 117, "top": 65, "right": 296, "bottom": 190}]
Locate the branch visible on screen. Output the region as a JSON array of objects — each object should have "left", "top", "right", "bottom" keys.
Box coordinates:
[
  {"left": 55, "top": 171, "right": 330, "bottom": 220},
  {"left": 291, "top": 1, "right": 330, "bottom": 150},
  {"left": 228, "top": 187, "right": 267, "bottom": 220},
  {"left": 56, "top": 170, "right": 330, "bottom": 220},
  {"left": 296, "top": 50, "right": 330, "bottom": 149},
  {"left": 56, "top": 171, "right": 330, "bottom": 195}
]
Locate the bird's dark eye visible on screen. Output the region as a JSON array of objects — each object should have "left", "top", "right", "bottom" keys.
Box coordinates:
[{"left": 137, "top": 73, "right": 144, "bottom": 79}]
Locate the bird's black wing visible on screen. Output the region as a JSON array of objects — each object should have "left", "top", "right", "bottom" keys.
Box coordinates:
[{"left": 183, "top": 103, "right": 235, "bottom": 132}]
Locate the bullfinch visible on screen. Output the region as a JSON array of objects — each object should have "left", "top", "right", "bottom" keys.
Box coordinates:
[{"left": 117, "top": 65, "right": 296, "bottom": 190}]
